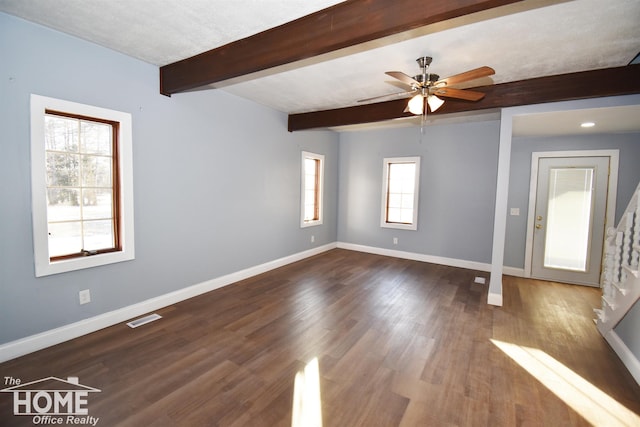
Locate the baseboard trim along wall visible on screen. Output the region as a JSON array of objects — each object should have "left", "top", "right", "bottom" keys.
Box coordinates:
[
  {"left": 503, "top": 266, "right": 525, "bottom": 277},
  {"left": 0, "top": 243, "right": 337, "bottom": 363},
  {"left": 336, "top": 242, "right": 493, "bottom": 272},
  {"left": 0, "top": 242, "right": 521, "bottom": 363},
  {"left": 604, "top": 329, "right": 640, "bottom": 385}
]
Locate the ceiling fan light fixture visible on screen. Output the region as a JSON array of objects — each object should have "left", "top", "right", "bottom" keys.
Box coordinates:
[
  {"left": 408, "top": 94, "right": 424, "bottom": 115},
  {"left": 427, "top": 95, "right": 445, "bottom": 112}
]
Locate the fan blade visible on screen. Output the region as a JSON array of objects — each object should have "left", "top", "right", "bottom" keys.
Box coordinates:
[
  {"left": 357, "top": 90, "right": 415, "bottom": 103},
  {"left": 433, "top": 87, "right": 485, "bottom": 101},
  {"left": 385, "top": 71, "right": 420, "bottom": 86},
  {"left": 435, "top": 66, "right": 495, "bottom": 87}
]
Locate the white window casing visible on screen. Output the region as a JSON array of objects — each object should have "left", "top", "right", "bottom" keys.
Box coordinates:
[
  {"left": 31, "top": 94, "right": 135, "bottom": 276},
  {"left": 381, "top": 156, "right": 420, "bottom": 231},
  {"left": 300, "top": 151, "right": 324, "bottom": 228}
]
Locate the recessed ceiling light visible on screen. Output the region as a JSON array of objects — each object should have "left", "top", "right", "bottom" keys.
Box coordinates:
[{"left": 581, "top": 122, "right": 595, "bottom": 128}]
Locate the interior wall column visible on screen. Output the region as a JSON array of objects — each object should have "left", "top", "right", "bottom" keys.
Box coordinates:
[{"left": 488, "top": 108, "right": 514, "bottom": 306}]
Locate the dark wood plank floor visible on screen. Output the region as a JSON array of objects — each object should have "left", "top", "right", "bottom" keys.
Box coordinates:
[{"left": 1, "top": 249, "right": 639, "bottom": 426}]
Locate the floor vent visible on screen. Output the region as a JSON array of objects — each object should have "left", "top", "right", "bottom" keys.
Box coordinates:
[{"left": 126, "top": 313, "right": 162, "bottom": 328}]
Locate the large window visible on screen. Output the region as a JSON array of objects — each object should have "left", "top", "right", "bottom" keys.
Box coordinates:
[
  {"left": 301, "top": 151, "right": 324, "bottom": 227},
  {"left": 31, "top": 95, "right": 135, "bottom": 276},
  {"left": 381, "top": 157, "right": 420, "bottom": 230},
  {"left": 44, "top": 111, "right": 120, "bottom": 259}
]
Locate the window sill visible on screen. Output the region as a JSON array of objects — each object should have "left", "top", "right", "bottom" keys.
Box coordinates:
[
  {"left": 35, "top": 249, "right": 135, "bottom": 277},
  {"left": 381, "top": 222, "right": 417, "bottom": 231},
  {"left": 301, "top": 220, "right": 323, "bottom": 228}
]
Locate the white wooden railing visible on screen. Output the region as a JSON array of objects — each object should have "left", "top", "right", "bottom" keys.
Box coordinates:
[{"left": 595, "top": 182, "right": 640, "bottom": 333}]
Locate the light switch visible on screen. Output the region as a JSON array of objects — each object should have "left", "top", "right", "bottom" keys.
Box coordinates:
[{"left": 510, "top": 208, "right": 520, "bottom": 216}]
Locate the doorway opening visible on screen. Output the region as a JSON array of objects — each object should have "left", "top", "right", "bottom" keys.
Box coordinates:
[{"left": 524, "top": 150, "right": 619, "bottom": 287}]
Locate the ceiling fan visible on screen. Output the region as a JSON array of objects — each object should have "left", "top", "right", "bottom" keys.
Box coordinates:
[{"left": 360, "top": 56, "right": 495, "bottom": 115}]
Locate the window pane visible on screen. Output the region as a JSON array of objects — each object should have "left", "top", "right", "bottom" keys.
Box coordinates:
[
  {"left": 83, "top": 220, "right": 115, "bottom": 251},
  {"left": 387, "top": 208, "right": 402, "bottom": 223},
  {"left": 400, "top": 209, "right": 414, "bottom": 224},
  {"left": 44, "top": 112, "right": 118, "bottom": 259},
  {"left": 301, "top": 152, "right": 323, "bottom": 226},
  {"left": 81, "top": 121, "right": 112, "bottom": 155},
  {"left": 305, "top": 189, "right": 315, "bottom": 205},
  {"left": 82, "top": 189, "right": 113, "bottom": 220},
  {"left": 305, "top": 158, "right": 317, "bottom": 175},
  {"left": 303, "top": 157, "right": 319, "bottom": 222},
  {"left": 386, "top": 162, "right": 416, "bottom": 225},
  {"left": 45, "top": 115, "right": 78, "bottom": 152},
  {"left": 81, "top": 155, "right": 112, "bottom": 187},
  {"left": 48, "top": 221, "right": 82, "bottom": 257},
  {"left": 46, "top": 152, "right": 80, "bottom": 187},
  {"left": 544, "top": 168, "right": 594, "bottom": 272},
  {"left": 388, "top": 179, "right": 403, "bottom": 193},
  {"left": 304, "top": 208, "right": 315, "bottom": 221},
  {"left": 400, "top": 194, "right": 414, "bottom": 209},
  {"left": 47, "top": 189, "right": 81, "bottom": 221},
  {"left": 402, "top": 178, "right": 415, "bottom": 193},
  {"left": 304, "top": 186, "right": 317, "bottom": 220},
  {"left": 388, "top": 193, "right": 402, "bottom": 208}
]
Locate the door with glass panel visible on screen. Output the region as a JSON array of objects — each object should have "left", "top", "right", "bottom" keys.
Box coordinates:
[{"left": 531, "top": 157, "right": 610, "bottom": 286}]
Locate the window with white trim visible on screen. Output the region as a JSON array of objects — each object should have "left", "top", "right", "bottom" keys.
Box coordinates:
[
  {"left": 31, "top": 95, "right": 135, "bottom": 276},
  {"left": 301, "top": 151, "right": 324, "bottom": 227},
  {"left": 381, "top": 157, "right": 420, "bottom": 230}
]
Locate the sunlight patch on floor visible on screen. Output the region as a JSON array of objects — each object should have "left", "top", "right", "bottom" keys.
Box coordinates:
[
  {"left": 491, "top": 339, "right": 640, "bottom": 427},
  {"left": 292, "top": 357, "right": 323, "bottom": 427}
]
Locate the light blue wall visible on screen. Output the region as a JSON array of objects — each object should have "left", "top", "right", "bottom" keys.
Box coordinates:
[
  {"left": 0, "top": 13, "right": 339, "bottom": 344},
  {"left": 504, "top": 133, "right": 640, "bottom": 269},
  {"left": 2, "top": 10, "right": 640, "bottom": 364},
  {"left": 337, "top": 121, "right": 500, "bottom": 263}
]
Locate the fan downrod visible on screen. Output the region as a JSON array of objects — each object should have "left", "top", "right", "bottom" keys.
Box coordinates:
[{"left": 416, "top": 56, "right": 432, "bottom": 69}]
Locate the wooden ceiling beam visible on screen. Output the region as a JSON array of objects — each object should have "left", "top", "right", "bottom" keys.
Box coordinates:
[
  {"left": 159, "top": 0, "right": 524, "bottom": 95},
  {"left": 287, "top": 64, "right": 640, "bottom": 131}
]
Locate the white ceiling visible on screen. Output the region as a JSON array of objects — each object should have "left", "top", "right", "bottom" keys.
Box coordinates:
[
  {"left": 513, "top": 105, "right": 640, "bottom": 137},
  {"left": 1, "top": 0, "right": 639, "bottom": 134}
]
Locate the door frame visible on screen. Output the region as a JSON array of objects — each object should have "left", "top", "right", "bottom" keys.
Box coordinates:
[{"left": 523, "top": 149, "right": 619, "bottom": 285}]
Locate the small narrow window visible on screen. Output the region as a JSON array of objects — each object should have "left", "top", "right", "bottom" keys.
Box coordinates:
[
  {"left": 31, "top": 95, "right": 135, "bottom": 276},
  {"left": 301, "top": 151, "right": 324, "bottom": 227},
  {"left": 381, "top": 157, "right": 420, "bottom": 230}
]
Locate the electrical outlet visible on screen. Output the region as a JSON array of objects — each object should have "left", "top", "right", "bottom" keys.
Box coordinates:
[
  {"left": 393, "top": 237, "right": 398, "bottom": 245},
  {"left": 311, "top": 235, "right": 315, "bottom": 243},
  {"left": 79, "top": 289, "right": 91, "bottom": 305}
]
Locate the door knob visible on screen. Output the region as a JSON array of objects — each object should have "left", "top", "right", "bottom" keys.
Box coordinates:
[
  {"left": 535, "top": 224, "right": 543, "bottom": 229},
  {"left": 537, "top": 215, "right": 543, "bottom": 221}
]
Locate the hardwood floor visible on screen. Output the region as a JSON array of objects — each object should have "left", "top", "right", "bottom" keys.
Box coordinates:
[{"left": 1, "top": 249, "right": 639, "bottom": 426}]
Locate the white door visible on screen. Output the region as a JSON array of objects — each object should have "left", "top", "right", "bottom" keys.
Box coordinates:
[{"left": 531, "top": 156, "right": 610, "bottom": 286}]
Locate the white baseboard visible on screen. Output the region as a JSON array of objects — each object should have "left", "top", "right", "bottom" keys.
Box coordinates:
[
  {"left": 487, "top": 292, "right": 503, "bottom": 306},
  {"left": 503, "top": 266, "right": 525, "bottom": 277},
  {"left": 604, "top": 329, "right": 640, "bottom": 385},
  {"left": 337, "top": 242, "right": 492, "bottom": 272},
  {"left": 1, "top": 242, "right": 515, "bottom": 362},
  {"left": 0, "top": 243, "right": 336, "bottom": 363}
]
